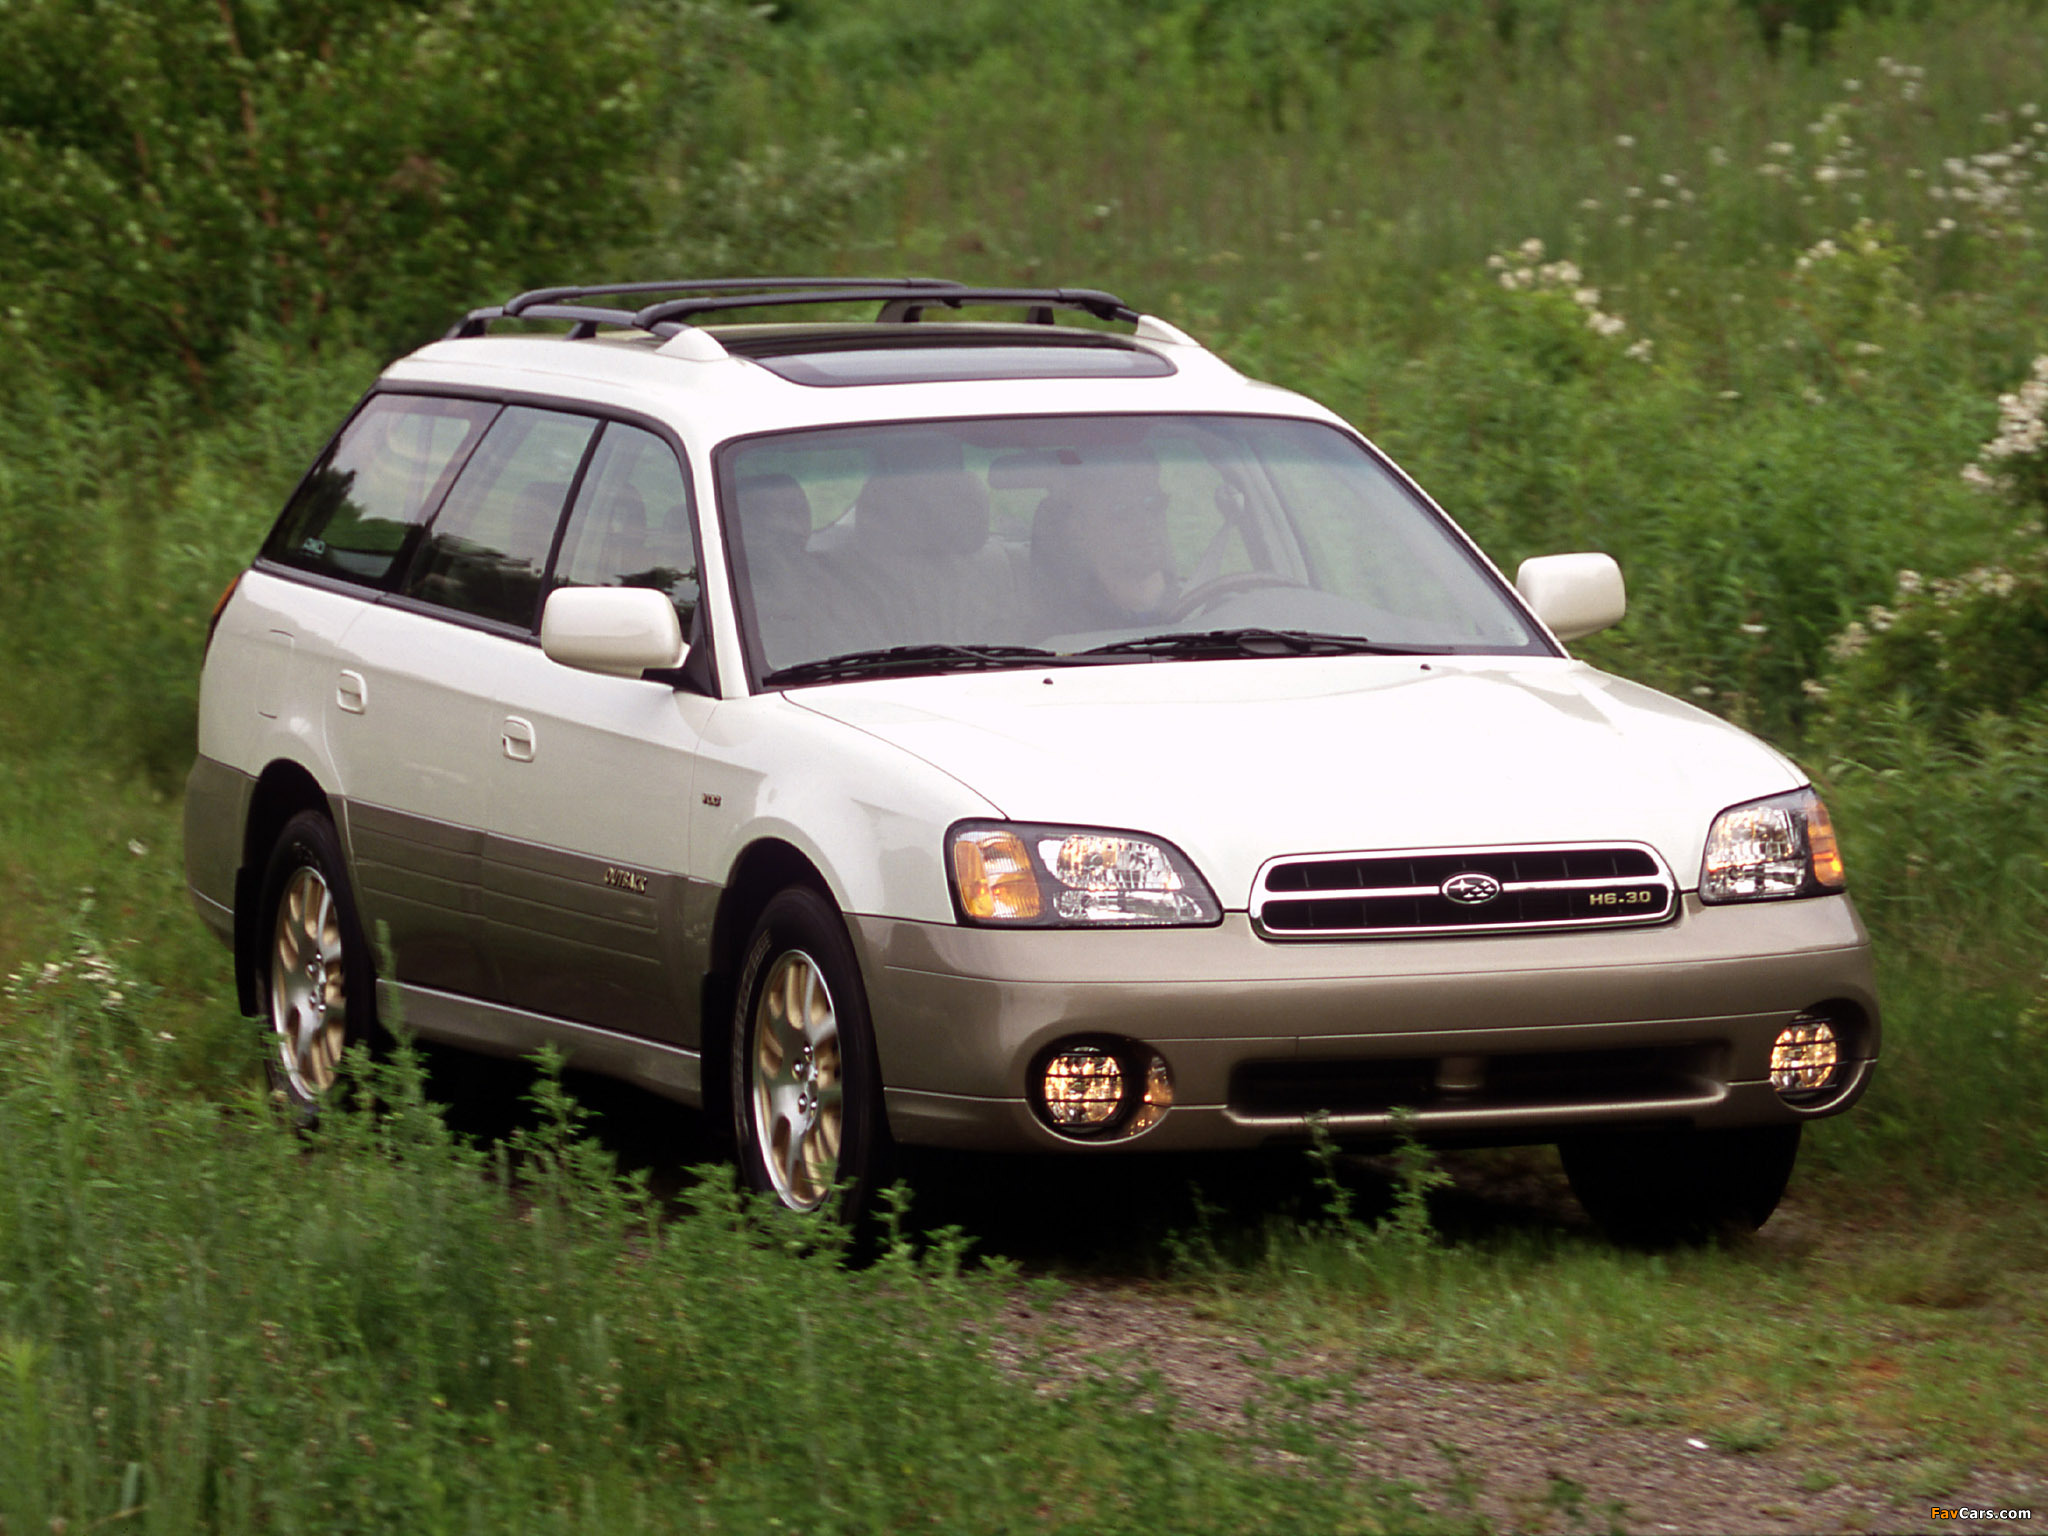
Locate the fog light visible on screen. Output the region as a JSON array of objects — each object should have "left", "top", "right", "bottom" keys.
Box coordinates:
[
  {"left": 1042, "top": 1047, "right": 1125, "bottom": 1129},
  {"left": 1771, "top": 1016, "right": 1840, "bottom": 1095},
  {"left": 1033, "top": 1042, "right": 1175, "bottom": 1139}
]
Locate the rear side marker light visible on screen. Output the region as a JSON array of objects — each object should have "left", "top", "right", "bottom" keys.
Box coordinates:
[{"left": 204, "top": 572, "right": 243, "bottom": 657}]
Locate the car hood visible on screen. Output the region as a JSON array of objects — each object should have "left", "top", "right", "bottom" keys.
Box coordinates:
[{"left": 785, "top": 656, "right": 1804, "bottom": 906}]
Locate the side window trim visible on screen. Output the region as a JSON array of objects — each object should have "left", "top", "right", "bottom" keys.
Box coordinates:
[
  {"left": 257, "top": 381, "right": 721, "bottom": 695},
  {"left": 534, "top": 419, "right": 612, "bottom": 624}
]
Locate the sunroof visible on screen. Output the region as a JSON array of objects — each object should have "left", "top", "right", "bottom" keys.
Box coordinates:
[{"left": 746, "top": 341, "right": 1176, "bottom": 387}]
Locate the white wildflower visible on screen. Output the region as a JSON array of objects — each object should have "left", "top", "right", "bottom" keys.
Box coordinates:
[
  {"left": 1897, "top": 569, "right": 1923, "bottom": 595},
  {"left": 1615, "top": 134, "right": 1636, "bottom": 149},
  {"left": 1625, "top": 338, "right": 1655, "bottom": 362}
]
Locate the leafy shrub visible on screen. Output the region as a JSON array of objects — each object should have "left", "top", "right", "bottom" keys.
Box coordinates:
[
  {"left": 0, "top": 0, "right": 692, "bottom": 387},
  {"left": 1817, "top": 356, "right": 2048, "bottom": 736},
  {"left": 1819, "top": 550, "right": 2048, "bottom": 734}
]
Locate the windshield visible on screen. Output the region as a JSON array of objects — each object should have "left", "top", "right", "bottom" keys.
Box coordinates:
[{"left": 717, "top": 414, "right": 1550, "bottom": 684}]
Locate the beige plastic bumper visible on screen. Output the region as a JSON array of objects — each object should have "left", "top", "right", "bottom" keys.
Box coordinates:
[{"left": 852, "top": 896, "right": 1879, "bottom": 1152}]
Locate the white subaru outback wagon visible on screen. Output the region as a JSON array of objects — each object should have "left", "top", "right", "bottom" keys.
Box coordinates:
[{"left": 183, "top": 278, "right": 1878, "bottom": 1241}]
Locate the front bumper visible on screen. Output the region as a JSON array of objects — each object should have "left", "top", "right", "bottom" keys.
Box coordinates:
[{"left": 852, "top": 895, "right": 1878, "bottom": 1152}]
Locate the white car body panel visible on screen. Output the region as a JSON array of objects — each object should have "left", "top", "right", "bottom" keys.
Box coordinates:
[
  {"left": 687, "top": 694, "right": 1002, "bottom": 923},
  {"left": 785, "top": 656, "right": 1803, "bottom": 910}
]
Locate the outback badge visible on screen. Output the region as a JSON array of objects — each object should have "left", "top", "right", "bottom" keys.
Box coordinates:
[{"left": 1441, "top": 871, "right": 1503, "bottom": 905}]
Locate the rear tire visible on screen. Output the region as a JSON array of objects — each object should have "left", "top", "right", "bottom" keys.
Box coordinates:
[
  {"left": 1561, "top": 1124, "right": 1801, "bottom": 1246},
  {"left": 729, "top": 887, "right": 891, "bottom": 1223},
  {"left": 255, "top": 810, "right": 380, "bottom": 1123}
]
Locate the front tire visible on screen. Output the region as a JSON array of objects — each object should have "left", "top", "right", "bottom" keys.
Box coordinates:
[
  {"left": 255, "top": 810, "right": 379, "bottom": 1119},
  {"left": 730, "top": 887, "right": 889, "bottom": 1219},
  {"left": 1561, "top": 1124, "right": 1802, "bottom": 1246}
]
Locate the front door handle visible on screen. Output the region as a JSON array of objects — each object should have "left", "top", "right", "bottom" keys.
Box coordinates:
[
  {"left": 502, "top": 716, "right": 536, "bottom": 763},
  {"left": 336, "top": 670, "right": 367, "bottom": 714}
]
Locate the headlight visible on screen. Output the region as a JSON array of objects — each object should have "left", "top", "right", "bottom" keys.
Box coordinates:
[
  {"left": 948, "top": 822, "right": 1222, "bottom": 927},
  {"left": 1699, "top": 787, "right": 1846, "bottom": 903}
]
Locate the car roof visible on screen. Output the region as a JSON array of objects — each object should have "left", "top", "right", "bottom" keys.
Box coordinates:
[{"left": 379, "top": 281, "right": 1346, "bottom": 445}]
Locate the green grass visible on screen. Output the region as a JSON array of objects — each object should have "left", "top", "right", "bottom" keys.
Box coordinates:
[
  {"left": 1166, "top": 1148, "right": 2048, "bottom": 1481},
  {"left": 0, "top": 935, "right": 1464, "bottom": 1534}
]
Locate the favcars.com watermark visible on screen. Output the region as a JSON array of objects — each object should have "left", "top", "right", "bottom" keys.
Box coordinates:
[{"left": 1931, "top": 1510, "right": 2034, "bottom": 1523}]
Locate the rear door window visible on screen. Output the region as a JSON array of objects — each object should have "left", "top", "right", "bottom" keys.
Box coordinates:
[
  {"left": 263, "top": 395, "right": 497, "bottom": 586},
  {"left": 401, "top": 406, "right": 599, "bottom": 629}
]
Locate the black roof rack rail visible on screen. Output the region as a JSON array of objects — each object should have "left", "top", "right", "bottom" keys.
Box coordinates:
[
  {"left": 444, "top": 279, "right": 1142, "bottom": 341},
  {"left": 446, "top": 277, "right": 969, "bottom": 339},
  {"left": 508, "top": 276, "right": 967, "bottom": 314},
  {"left": 632, "top": 285, "right": 1139, "bottom": 331}
]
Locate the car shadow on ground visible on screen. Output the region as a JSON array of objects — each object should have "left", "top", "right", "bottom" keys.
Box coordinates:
[{"left": 420, "top": 1043, "right": 1592, "bottom": 1272}]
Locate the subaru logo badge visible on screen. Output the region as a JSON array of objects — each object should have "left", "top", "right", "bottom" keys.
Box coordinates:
[{"left": 1442, "top": 871, "right": 1502, "bottom": 905}]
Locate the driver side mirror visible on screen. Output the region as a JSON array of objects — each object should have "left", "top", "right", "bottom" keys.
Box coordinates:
[
  {"left": 1515, "top": 553, "right": 1626, "bottom": 642},
  {"left": 540, "top": 586, "right": 685, "bottom": 677}
]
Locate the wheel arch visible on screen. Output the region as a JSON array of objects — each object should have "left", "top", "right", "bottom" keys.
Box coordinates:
[
  {"left": 698, "top": 837, "right": 840, "bottom": 1134},
  {"left": 232, "top": 758, "right": 338, "bottom": 1017}
]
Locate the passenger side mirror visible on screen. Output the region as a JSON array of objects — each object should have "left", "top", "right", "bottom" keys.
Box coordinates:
[
  {"left": 1515, "top": 553, "right": 1627, "bottom": 642},
  {"left": 540, "top": 586, "right": 686, "bottom": 677}
]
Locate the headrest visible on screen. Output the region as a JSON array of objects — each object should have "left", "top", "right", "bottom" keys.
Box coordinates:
[{"left": 854, "top": 469, "right": 991, "bottom": 558}]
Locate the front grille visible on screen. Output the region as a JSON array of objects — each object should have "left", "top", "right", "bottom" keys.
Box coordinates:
[
  {"left": 1230, "top": 1043, "right": 1721, "bottom": 1118},
  {"left": 1253, "top": 843, "right": 1676, "bottom": 939}
]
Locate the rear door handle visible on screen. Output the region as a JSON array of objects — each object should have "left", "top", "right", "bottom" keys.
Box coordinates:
[
  {"left": 502, "top": 716, "right": 536, "bottom": 763},
  {"left": 336, "top": 670, "right": 367, "bottom": 714}
]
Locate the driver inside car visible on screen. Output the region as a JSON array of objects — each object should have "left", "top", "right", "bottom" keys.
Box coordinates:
[{"left": 1031, "top": 447, "right": 1179, "bottom": 635}]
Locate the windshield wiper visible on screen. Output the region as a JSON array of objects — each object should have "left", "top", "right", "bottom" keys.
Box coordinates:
[
  {"left": 1079, "top": 628, "right": 1439, "bottom": 660},
  {"left": 762, "top": 642, "right": 1063, "bottom": 687}
]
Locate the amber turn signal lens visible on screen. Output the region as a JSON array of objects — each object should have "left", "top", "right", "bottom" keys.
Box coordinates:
[
  {"left": 203, "top": 572, "right": 242, "bottom": 657},
  {"left": 951, "top": 829, "right": 1044, "bottom": 921},
  {"left": 1805, "top": 794, "right": 1846, "bottom": 890}
]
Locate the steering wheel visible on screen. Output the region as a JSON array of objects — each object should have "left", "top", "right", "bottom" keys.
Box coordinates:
[{"left": 1165, "top": 571, "right": 1309, "bottom": 623}]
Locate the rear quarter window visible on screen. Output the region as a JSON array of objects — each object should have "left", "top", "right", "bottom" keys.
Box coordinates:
[{"left": 263, "top": 394, "right": 497, "bottom": 586}]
